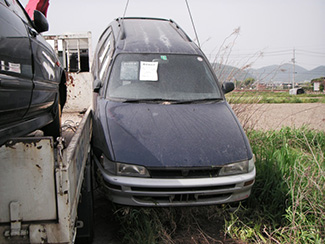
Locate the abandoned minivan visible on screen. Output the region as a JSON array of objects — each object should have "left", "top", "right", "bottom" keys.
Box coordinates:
[{"left": 92, "top": 17, "right": 255, "bottom": 206}]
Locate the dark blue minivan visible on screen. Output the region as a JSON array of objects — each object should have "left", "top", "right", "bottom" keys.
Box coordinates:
[{"left": 92, "top": 17, "right": 255, "bottom": 206}]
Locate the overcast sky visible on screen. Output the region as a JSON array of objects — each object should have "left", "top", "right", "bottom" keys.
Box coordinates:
[{"left": 20, "top": 0, "right": 325, "bottom": 70}]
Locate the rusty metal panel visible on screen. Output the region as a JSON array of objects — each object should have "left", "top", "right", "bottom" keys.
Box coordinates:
[
  {"left": 0, "top": 110, "right": 92, "bottom": 243},
  {"left": 0, "top": 138, "right": 57, "bottom": 223},
  {"left": 32, "top": 109, "right": 92, "bottom": 244},
  {"left": 66, "top": 108, "right": 92, "bottom": 220},
  {"left": 64, "top": 72, "right": 93, "bottom": 112}
]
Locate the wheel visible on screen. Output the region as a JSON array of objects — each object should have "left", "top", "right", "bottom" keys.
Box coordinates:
[
  {"left": 42, "top": 94, "right": 62, "bottom": 139},
  {"left": 59, "top": 74, "right": 67, "bottom": 110}
]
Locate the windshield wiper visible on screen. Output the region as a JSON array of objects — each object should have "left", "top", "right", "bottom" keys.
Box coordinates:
[
  {"left": 121, "top": 98, "right": 223, "bottom": 104},
  {"left": 122, "top": 98, "right": 179, "bottom": 104},
  {"left": 173, "top": 98, "right": 223, "bottom": 104}
]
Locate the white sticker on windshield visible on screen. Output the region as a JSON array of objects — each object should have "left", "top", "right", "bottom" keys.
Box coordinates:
[
  {"left": 120, "top": 61, "right": 139, "bottom": 80},
  {"left": 140, "top": 61, "right": 158, "bottom": 81}
]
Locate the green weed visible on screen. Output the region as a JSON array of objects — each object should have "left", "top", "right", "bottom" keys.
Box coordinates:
[
  {"left": 226, "top": 91, "right": 325, "bottom": 104},
  {"left": 231, "top": 127, "right": 325, "bottom": 243}
]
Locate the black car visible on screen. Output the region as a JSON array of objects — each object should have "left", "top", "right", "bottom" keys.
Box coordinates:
[
  {"left": 92, "top": 18, "right": 255, "bottom": 207},
  {"left": 0, "top": 0, "right": 66, "bottom": 146}
]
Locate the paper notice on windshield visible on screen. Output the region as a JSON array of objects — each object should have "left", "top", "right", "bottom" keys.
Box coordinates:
[
  {"left": 120, "top": 61, "right": 139, "bottom": 80},
  {"left": 140, "top": 61, "right": 158, "bottom": 81}
]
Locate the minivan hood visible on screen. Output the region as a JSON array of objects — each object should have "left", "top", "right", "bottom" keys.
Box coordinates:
[{"left": 104, "top": 101, "right": 252, "bottom": 168}]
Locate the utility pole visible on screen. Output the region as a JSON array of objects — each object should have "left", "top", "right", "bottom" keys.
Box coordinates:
[{"left": 291, "top": 48, "right": 296, "bottom": 88}]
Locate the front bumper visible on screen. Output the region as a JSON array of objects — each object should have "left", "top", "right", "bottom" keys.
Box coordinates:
[{"left": 95, "top": 156, "right": 256, "bottom": 207}]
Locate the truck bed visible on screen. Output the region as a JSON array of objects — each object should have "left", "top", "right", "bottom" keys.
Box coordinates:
[
  {"left": 61, "top": 111, "right": 86, "bottom": 146},
  {"left": 0, "top": 108, "right": 92, "bottom": 243},
  {"left": 24, "top": 111, "right": 85, "bottom": 147}
]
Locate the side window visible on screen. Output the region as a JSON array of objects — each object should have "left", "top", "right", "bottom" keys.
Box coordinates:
[
  {"left": 5, "top": 0, "right": 31, "bottom": 24},
  {"left": 98, "top": 31, "right": 113, "bottom": 80}
]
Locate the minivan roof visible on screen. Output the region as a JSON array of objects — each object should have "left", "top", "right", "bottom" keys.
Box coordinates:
[{"left": 110, "top": 17, "right": 200, "bottom": 55}]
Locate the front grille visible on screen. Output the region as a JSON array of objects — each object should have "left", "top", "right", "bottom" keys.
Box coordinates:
[
  {"left": 148, "top": 168, "right": 220, "bottom": 178},
  {"left": 131, "top": 184, "right": 236, "bottom": 192},
  {"left": 134, "top": 193, "right": 232, "bottom": 204}
]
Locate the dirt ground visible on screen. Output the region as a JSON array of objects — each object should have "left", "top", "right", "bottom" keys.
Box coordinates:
[{"left": 231, "top": 103, "right": 325, "bottom": 131}]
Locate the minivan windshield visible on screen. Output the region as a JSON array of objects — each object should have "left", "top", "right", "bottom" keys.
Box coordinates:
[{"left": 106, "top": 54, "right": 222, "bottom": 101}]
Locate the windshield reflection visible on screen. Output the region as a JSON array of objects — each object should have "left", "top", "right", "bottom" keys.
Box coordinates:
[{"left": 107, "top": 54, "right": 222, "bottom": 101}]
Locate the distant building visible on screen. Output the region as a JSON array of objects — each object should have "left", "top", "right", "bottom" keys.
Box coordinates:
[
  {"left": 311, "top": 77, "right": 325, "bottom": 92},
  {"left": 256, "top": 83, "right": 267, "bottom": 90},
  {"left": 314, "top": 81, "right": 321, "bottom": 91}
]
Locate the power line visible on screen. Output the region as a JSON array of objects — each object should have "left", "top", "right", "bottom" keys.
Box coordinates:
[
  {"left": 296, "top": 49, "right": 325, "bottom": 55},
  {"left": 206, "top": 50, "right": 325, "bottom": 60}
]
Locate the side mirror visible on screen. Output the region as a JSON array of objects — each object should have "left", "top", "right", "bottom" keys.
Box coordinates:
[
  {"left": 33, "top": 10, "right": 49, "bottom": 33},
  {"left": 93, "top": 79, "right": 102, "bottom": 93},
  {"left": 222, "top": 82, "right": 235, "bottom": 94}
]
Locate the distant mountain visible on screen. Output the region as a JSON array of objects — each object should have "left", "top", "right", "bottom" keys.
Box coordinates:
[
  {"left": 249, "top": 63, "right": 325, "bottom": 83},
  {"left": 212, "top": 63, "right": 325, "bottom": 84},
  {"left": 212, "top": 63, "right": 255, "bottom": 83},
  {"left": 309, "top": 66, "right": 325, "bottom": 79}
]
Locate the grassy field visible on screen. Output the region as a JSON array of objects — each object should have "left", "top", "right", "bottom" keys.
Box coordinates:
[
  {"left": 225, "top": 91, "right": 325, "bottom": 104},
  {"left": 227, "top": 128, "right": 324, "bottom": 243},
  {"left": 108, "top": 127, "right": 324, "bottom": 243}
]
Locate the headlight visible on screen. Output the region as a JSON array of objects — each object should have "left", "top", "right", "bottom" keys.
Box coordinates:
[
  {"left": 219, "top": 157, "right": 255, "bottom": 176},
  {"left": 101, "top": 155, "right": 150, "bottom": 177},
  {"left": 116, "top": 163, "right": 150, "bottom": 177}
]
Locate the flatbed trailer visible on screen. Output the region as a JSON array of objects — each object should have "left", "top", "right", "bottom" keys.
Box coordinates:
[
  {"left": 0, "top": 108, "right": 93, "bottom": 244},
  {"left": 0, "top": 32, "right": 94, "bottom": 243}
]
